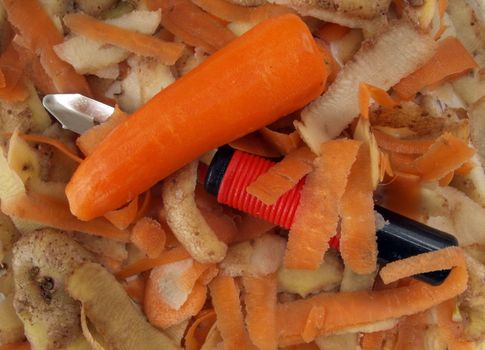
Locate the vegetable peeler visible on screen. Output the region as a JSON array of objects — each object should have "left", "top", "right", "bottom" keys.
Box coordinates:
[{"left": 43, "top": 94, "right": 458, "bottom": 285}]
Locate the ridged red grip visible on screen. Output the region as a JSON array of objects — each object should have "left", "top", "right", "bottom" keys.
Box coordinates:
[{"left": 217, "top": 150, "right": 340, "bottom": 249}]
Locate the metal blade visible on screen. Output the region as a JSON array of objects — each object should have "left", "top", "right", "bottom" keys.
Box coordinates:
[{"left": 42, "top": 94, "right": 115, "bottom": 134}]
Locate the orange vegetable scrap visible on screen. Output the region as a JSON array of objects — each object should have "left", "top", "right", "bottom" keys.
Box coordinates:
[
  {"left": 19, "top": 133, "right": 83, "bottom": 163},
  {"left": 284, "top": 139, "right": 361, "bottom": 270},
  {"left": 104, "top": 196, "right": 139, "bottom": 230},
  {"left": 131, "top": 217, "right": 167, "bottom": 258},
  {"left": 316, "top": 40, "right": 341, "bottom": 84},
  {"left": 436, "top": 299, "right": 474, "bottom": 350},
  {"left": 411, "top": 133, "right": 475, "bottom": 182},
  {"left": 0, "top": 44, "right": 28, "bottom": 102},
  {"left": 243, "top": 274, "right": 278, "bottom": 350},
  {"left": 379, "top": 171, "right": 421, "bottom": 220},
  {"left": 358, "top": 83, "right": 397, "bottom": 120},
  {"left": 124, "top": 276, "right": 146, "bottom": 304},
  {"left": 394, "top": 37, "right": 478, "bottom": 100},
  {"left": 246, "top": 147, "right": 315, "bottom": 205},
  {"left": 63, "top": 13, "right": 185, "bottom": 65},
  {"left": 339, "top": 144, "right": 377, "bottom": 274},
  {"left": 210, "top": 275, "right": 256, "bottom": 349},
  {"left": 185, "top": 309, "right": 217, "bottom": 350},
  {"left": 373, "top": 129, "right": 434, "bottom": 155},
  {"left": 0, "top": 342, "right": 31, "bottom": 350},
  {"left": 317, "top": 23, "right": 351, "bottom": 43},
  {"left": 393, "top": 312, "right": 427, "bottom": 350},
  {"left": 230, "top": 132, "right": 282, "bottom": 158},
  {"left": 361, "top": 331, "right": 386, "bottom": 350},
  {"left": 259, "top": 127, "right": 302, "bottom": 155}
]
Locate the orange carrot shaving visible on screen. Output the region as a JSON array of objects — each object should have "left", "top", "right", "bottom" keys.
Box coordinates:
[
  {"left": 439, "top": 171, "right": 454, "bottom": 187},
  {"left": 63, "top": 13, "right": 185, "bottom": 65},
  {"left": 185, "top": 309, "right": 217, "bottom": 350},
  {"left": 209, "top": 275, "right": 256, "bottom": 349},
  {"left": 246, "top": 147, "right": 315, "bottom": 205},
  {"left": 104, "top": 196, "right": 138, "bottom": 230},
  {"left": 19, "top": 133, "right": 83, "bottom": 163},
  {"left": 135, "top": 190, "right": 152, "bottom": 221},
  {"left": 455, "top": 161, "right": 474, "bottom": 176},
  {"left": 259, "top": 127, "right": 302, "bottom": 155},
  {"left": 317, "top": 23, "right": 351, "bottom": 43},
  {"left": 362, "top": 331, "right": 386, "bottom": 350},
  {"left": 339, "top": 145, "right": 377, "bottom": 274},
  {"left": 191, "top": 0, "right": 291, "bottom": 23},
  {"left": 434, "top": 0, "right": 448, "bottom": 41},
  {"left": 3, "top": 0, "right": 91, "bottom": 95},
  {"left": 379, "top": 151, "right": 394, "bottom": 181},
  {"left": 316, "top": 39, "right": 341, "bottom": 84},
  {"left": 284, "top": 140, "right": 361, "bottom": 270},
  {"left": 380, "top": 246, "right": 464, "bottom": 284},
  {"left": 76, "top": 106, "right": 128, "bottom": 157},
  {"left": 373, "top": 129, "right": 434, "bottom": 155},
  {"left": 436, "top": 299, "right": 474, "bottom": 350},
  {"left": 131, "top": 217, "right": 167, "bottom": 258},
  {"left": 302, "top": 306, "right": 325, "bottom": 343},
  {"left": 0, "top": 342, "right": 31, "bottom": 350},
  {"left": 115, "top": 246, "right": 190, "bottom": 279},
  {"left": 394, "top": 37, "right": 478, "bottom": 100},
  {"left": 411, "top": 133, "right": 475, "bottom": 182},
  {"left": 277, "top": 262, "right": 468, "bottom": 345},
  {"left": 243, "top": 274, "right": 278, "bottom": 350},
  {"left": 388, "top": 152, "right": 419, "bottom": 173},
  {"left": 393, "top": 312, "right": 427, "bottom": 350},
  {"left": 379, "top": 171, "right": 421, "bottom": 220},
  {"left": 124, "top": 276, "right": 146, "bottom": 304},
  {"left": 0, "top": 44, "right": 28, "bottom": 102},
  {"left": 359, "top": 83, "right": 398, "bottom": 120},
  {"left": 145, "top": 280, "right": 207, "bottom": 329},
  {"left": 147, "top": 0, "right": 236, "bottom": 54},
  {"left": 230, "top": 132, "right": 282, "bottom": 158}
]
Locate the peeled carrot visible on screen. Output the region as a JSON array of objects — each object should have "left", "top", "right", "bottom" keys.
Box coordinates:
[
  {"left": 209, "top": 275, "right": 256, "bottom": 349},
  {"left": 284, "top": 140, "right": 361, "bottom": 270},
  {"left": 380, "top": 246, "right": 464, "bottom": 285},
  {"left": 63, "top": 13, "right": 185, "bottom": 65},
  {"left": 66, "top": 14, "right": 327, "bottom": 220},
  {"left": 0, "top": 44, "right": 28, "bottom": 102},
  {"left": 373, "top": 129, "right": 434, "bottom": 155},
  {"left": 339, "top": 145, "right": 377, "bottom": 274},
  {"left": 243, "top": 274, "right": 278, "bottom": 350},
  {"left": 147, "top": 0, "right": 236, "bottom": 54},
  {"left": 185, "top": 309, "right": 217, "bottom": 350},
  {"left": 411, "top": 133, "right": 475, "bottom": 182},
  {"left": 394, "top": 37, "right": 478, "bottom": 100},
  {"left": 436, "top": 299, "right": 474, "bottom": 350},
  {"left": 104, "top": 196, "right": 138, "bottom": 230},
  {"left": 3, "top": 0, "right": 91, "bottom": 95},
  {"left": 317, "top": 23, "right": 351, "bottom": 42},
  {"left": 131, "top": 217, "right": 167, "bottom": 258},
  {"left": 246, "top": 147, "right": 315, "bottom": 205},
  {"left": 358, "top": 83, "right": 397, "bottom": 120},
  {"left": 0, "top": 342, "right": 31, "bottom": 350}
]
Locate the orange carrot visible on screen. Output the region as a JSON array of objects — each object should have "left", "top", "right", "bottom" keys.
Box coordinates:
[
  {"left": 455, "top": 161, "right": 474, "bottom": 176},
  {"left": 192, "top": 0, "right": 292, "bottom": 23},
  {"left": 0, "top": 44, "right": 28, "bottom": 102},
  {"left": 1, "top": 192, "right": 129, "bottom": 241},
  {"left": 0, "top": 342, "right": 31, "bottom": 350},
  {"left": 145, "top": 281, "right": 207, "bottom": 329},
  {"left": 277, "top": 263, "right": 468, "bottom": 345},
  {"left": 439, "top": 171, "right": 454, "bottom": 187},
  {"left": 359, "top": 83, "right": 397, "bottom": 120},
  {"left": 230, "top": 132, "right": 282, "bottom": 158},
  {"left": 19, "top": 133, "right": 83, "bottom": 163},
  {"left": 361, "top": 331, "right": 386, "bottom": 350},
  {"left": 115, "top": 246, "right": 190, "bottom": 279},
  {"left": 317, "top": 23, "right": 351, "bottom": 42},
  {"left": 259, "top": 127, "right": 302, "bottom": 155},
  {"left": 104, "top": 196, "right": 138, "bottom": 230},
  {"left": 284, "top": 140, "right": 361, "bottom": 270},
  {"left": 66, "top": 14, "right": 327, "bottom": 220},
  {"left": 124, "top": 276, "right": 146, "bottom": 304},
  {"left": 393, "top": 312, "right": 427, "bottom": 350},
  {"left": 147, "top": 0, "right": 236, "bottom": 54},
  {"left": 3, "top": 0, "right": 91, "bottom": 95},
  {"left": 339, "top": 144, "right": 377, "bottom": 274},
  {"left": 130, "top": 217, "right": 166, "bottom": 258},
  {"left": 379, "top": 172, "right": 421, "bottom": 220},
  {"left": 246, "top": 147, "right": 315, "bottom": 205},
  {"left": 394, "top": 37, "right": 478, "bottom": 100},
  {"left": 436, "top": 299, "right": 474, "bottom": 350},
  {"left": 411, "top": 133, "right": 475, "bottom": 182},
  {"left": 373, "top": 129, "right": 434, "bottom": 155},
  {"left": 210, "top": 275, "right": 256, "bottom": 349},
  {"left": 380, "top": 246, "right": 464, "bottom": 284},
  {"left": 185, "top": 309, "right": 217, "bottom": 350},
  {"left": 243, "top": 274, "right": 278, "bottom": 350},
  {"left": 63, "top": 13, "right": 185, "bottom": 65}
]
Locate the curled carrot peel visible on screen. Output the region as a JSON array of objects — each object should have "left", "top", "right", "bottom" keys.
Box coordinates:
[
  {"left": 124, "top": 276, "right": 146, "bottom": 304},
  {"left": 284, "top": 140, "right": 360, "bottom": 270},
  {"left": 66, "top": 14, "right": 327, "bottom": 220},
  {"left": 436, "top": 299, "right": 474, "bottom": 350},
  {"left": 373, "top": 129, "right": 434, "bottom": 155},
  {"left": 185, "top": 309, "right": 217, "bottom": 350},
  {"left": 259, "top": 127, "right": 302, "bottom": 155},
  {"left": 135, "top": 190, "right": 152, "bottom": 221},
  {"left": 277, "top": 263, "right": 468, "bottom": 345},
  {"left": 379, "top": 171, "right": 421, "bottom": 220},
  {"left": 104, "top": 196, "right": 138, "bottom": 230},
  {"left": 380, "top": 246, "right": 465, "bottom": 285},
  {"left": 394, "top": 37, "right": 478, "bottom": 100},
  {"left": 246, "top": 147, "right": 315, "bottom": 205},
  {"left": 359, "top": 83, "right": 397, "bottom": 120},
  {"left": 19, "top": 133, "right": 83, "bottom": 163},
  {"left": 361, "top": 331, "right": 386, "bottom": 350},
  {"left": 230, "top": 132, "right": 282, "bottom": 158},
  {"left": 130, "top": 217, "right": 166, "bottom": 258},
  {"left": 339, "top": 144, "right": 377, "bottom": 274},
  {"left": 0, "top": 44, "right": 29, "bottom": 102},
  {"left": 393, "top": 312, "right": 427, "bottom": 350},
  {"left": 63, "top": 13, "right": 185, "bottom": 65}
]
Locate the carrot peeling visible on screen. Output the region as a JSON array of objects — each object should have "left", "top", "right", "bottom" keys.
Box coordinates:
[
  {"left": 339, "top": 144, "right": 377, "bottom": 274},
  {"left": 19, "top": 133, "right": 83, "bottom": 163},
  {"left": 394, "top": 37, "right": 478, "bottom": 100},
  {"left": 361, "top": 331, "right": 386, "bottom": 350},
  {"left": 185, "top": 309, "right": 217, "bottom": 350},
  {"left": 104, "top": 196, "right": 139, "bottom": 230},
  {"left": 230, "top": 132, "right": 282, "bottom": 158},
  {"left": 209, "top": 275, "right": 256, "bottom": 349},
  {"left": 131, "top": 217, "right": 166, "bottom": 258},
  {"left": 436, "top": 298, "right": 474, "bottom": 350},
  {"left": 63, "top": 13, "right": 185, "bottom": 65},
  {"left": 359, "top": 83, "right": 397, "bottom": 120},
  {"left": 393, "top": 312, "right": 427, "bottom": 350},
  {"left": 302, "top": 306, "right": 325, "bottom": 343},
  {"left": 373, "top": 129, "right": 434, "bottom": 155},
  {"left": 379, "top": 171, "right": 421, "bottom": 220},
  {"left": 284, "top": 139, "right": 361, "bottom": 270},
  {"left": 124, "top": 276, "right": 146, "bottom": 304},
  {"left": 243, "top": 274, "right": 278, "bottom": 350},
  {"left": 0, "top": 44, "right": 28, "bottom": 102},
  {"left": 259, "top": 127, "right": 302, "bottom": 155},
  {"left": 246, "top": 147, "right": 315, "bottom": 205}
]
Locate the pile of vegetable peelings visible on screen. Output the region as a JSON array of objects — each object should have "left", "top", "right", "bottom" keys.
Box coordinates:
[{"left": 2, "top": 0, "right": 485, "bottom": 349}]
